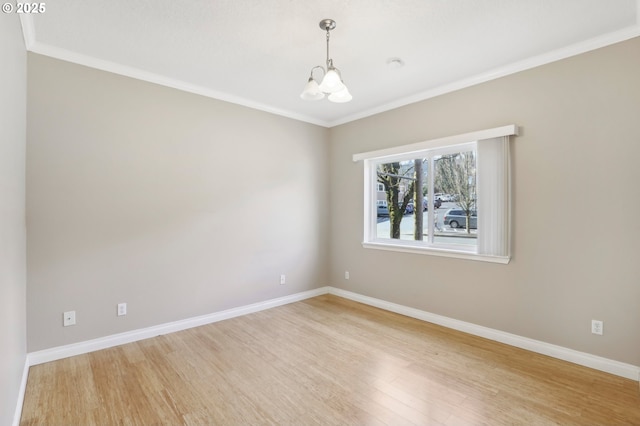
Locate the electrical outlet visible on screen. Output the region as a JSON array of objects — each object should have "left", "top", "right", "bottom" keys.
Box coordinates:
[
  {"left": 345, "top": 271, "right": 350, "bottom": 280},
  {"left": 117, "top": 303, "right": 127, "bottom": 316},
  {"left": 63, "top": 311, "right": 76, "bottom": 327},
  {"left": 591, "top": 319, "right": 603, "bottom": 335},
  {"left": 280, "top": 274, "right": 286, "bottom": 285}
]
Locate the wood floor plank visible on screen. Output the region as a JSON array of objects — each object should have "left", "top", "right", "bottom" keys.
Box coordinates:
[{"left": 20, "top": 294, "right": 640, "bottom": 425}]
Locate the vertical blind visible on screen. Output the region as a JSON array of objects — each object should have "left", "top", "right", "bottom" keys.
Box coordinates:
[{"left": 477, "top": 136, "right": 510, "bottom": 257}]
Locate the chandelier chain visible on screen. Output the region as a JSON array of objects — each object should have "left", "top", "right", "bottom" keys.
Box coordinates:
[{"left": 326, "top": 30, "right": 331, "bottom": 69}]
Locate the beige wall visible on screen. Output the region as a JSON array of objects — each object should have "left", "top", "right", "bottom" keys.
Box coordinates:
[
  {"left": 27, "top": 54, "right": 329, "bottom": 351},
  {"left": 25, "top": 37, "right": 640, "bottom": 368},
  {"left": 329, "top": 37, "right": 640, "bottom": 366},
  {"left": 0, "top": 14, "right": 27, "bottom": 426}
]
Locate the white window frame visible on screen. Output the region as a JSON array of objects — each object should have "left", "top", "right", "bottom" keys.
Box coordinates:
[{"left": 353, "top": 125, "right": 518, "bottom": 264}]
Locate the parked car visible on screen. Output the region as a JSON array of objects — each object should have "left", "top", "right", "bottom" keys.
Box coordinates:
[
  {"left": 404, "top": 203, "right": 414, "bottom": 214},
  {"left": 443, "top": 209, "right": 477, "bottom": 229},
  {"left": 406, "top": 200, "right": 419, "bottom": 213},
  {"left": 378, "top": 200, "right": 418, "bottom": 216},
  {"left": 376, "top": 200, "right": 389, "bottom": 216},
  {"left": 407, "top": 198, "right": 442, "bottom": 212}
]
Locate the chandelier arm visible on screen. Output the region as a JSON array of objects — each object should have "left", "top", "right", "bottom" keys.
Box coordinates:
[{"left": 310, "top": 65, "right": 326, "bottom": 81}]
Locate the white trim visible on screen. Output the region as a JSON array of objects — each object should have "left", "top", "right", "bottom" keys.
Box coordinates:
[
  {"left": 328, "top": 288, "right": 640, "bottom": 381},
  {"left": 19, "top": 14, "right": 35, "bottom": 49},
  {"left": 27, "top": 287, "right": 329, "bottom": 366},
  {"left": 361, "top": 241, "right": 510, "bottom": 264},
  {"left": 17, "top": 283, "right": 638, "bottom": 426},
  {"left": 23, "top": 42, "right": 330, "bottom": 128},
  {"left": 359, "top": 131, "right": 514, "bottom": 262},
  {"left": 328, "top": 26, "right": 640, "bottom": 128},
  {"left": 20, "top": 13, "right": 640, "bottom": 130},
  {"left": 13, "top": 284, "right": 639, "bottom": 426},
  {"left": 11, "top": 357, "right": 30, "bottom": 426},
  {"left": 353, "top": 125, "right": 518, "bottom": 162}
]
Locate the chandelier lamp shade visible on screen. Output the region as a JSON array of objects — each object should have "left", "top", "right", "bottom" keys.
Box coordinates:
[{"left": 300, "top": 19, "right": 352, "bottom": 103}]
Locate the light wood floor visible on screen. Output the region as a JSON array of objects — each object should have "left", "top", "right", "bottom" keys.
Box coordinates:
[{"left": 21, "top": 294, "right": 640, "bottom": 425}]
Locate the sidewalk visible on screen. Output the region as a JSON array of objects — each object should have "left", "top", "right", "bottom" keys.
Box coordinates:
[{"left": 377, "top": 211, "right": 477, "bottom": 245}]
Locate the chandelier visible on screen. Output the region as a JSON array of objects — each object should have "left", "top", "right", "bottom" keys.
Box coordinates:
[{"left": 300, "top": 19, "right": 352, "bottom": 103}]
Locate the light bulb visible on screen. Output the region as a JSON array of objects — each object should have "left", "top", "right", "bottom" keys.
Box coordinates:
[
  {"left": 300, "top": 77, "right": 325, "bottom": 101},
  {"left": 318, "top": 69, "right": 345, "bottom": 93},
  {"left": 328, "top": 85, "right": 352, "bottom": 103}
]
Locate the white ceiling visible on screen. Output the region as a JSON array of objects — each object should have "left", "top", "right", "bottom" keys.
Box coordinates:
[{"left": 20, "top": 0, "right": 640, "bottom": 127}]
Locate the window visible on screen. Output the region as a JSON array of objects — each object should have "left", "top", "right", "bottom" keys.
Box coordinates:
[{"left": 353, "top": 125, "right": 517, "bottom": 263}]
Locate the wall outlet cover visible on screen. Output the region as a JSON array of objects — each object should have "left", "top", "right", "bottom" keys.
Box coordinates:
[
  {"left": 63, "top": 311, "right": 76, "bottom": 327},
  {"left": 591, "top": 319, "right": 603, "bottom": 335},
  {"left": 118, "top": 303, "right": 127, "bottom": 316}
]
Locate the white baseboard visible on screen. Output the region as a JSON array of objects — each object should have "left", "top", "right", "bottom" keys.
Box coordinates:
[
  {"left": 12, "top": 356, "right": 30, "bottom": 426},
  {"left": 13, "top": 287, "right": 640, "bottom": 426},
  {"left": 328, "top": 287, "right": 640, "bottom": 381},
  {"left": 23, "top": 284, "right": 640, "bottom": 383},
  {"left": 15, "top": 285, "right": 639, "bottom": 425},
  {"left": 27, "top": 287, "right": 330, "bottom": 366}
]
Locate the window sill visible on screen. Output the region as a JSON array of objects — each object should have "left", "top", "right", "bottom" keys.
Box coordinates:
[{"left": 362, "top": 241, "right": 510, "bottom": 264}]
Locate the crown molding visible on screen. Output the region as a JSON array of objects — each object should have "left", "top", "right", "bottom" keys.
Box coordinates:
[
  {"left": 326, "top": 26, "right": 640, "bottom": 127},
  {"left": 19, "top": 14, "right": 35, "bottom": 49},
  {"left": 19, "top": 16, "right": 640, "bottom": 129}
]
